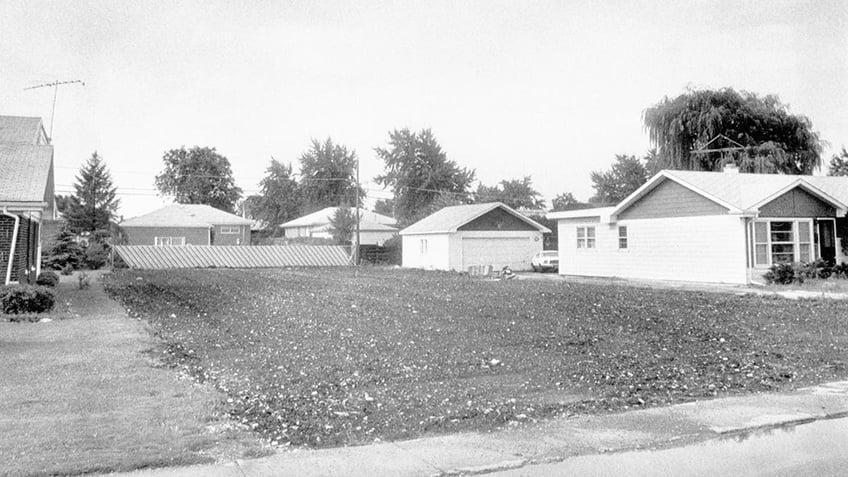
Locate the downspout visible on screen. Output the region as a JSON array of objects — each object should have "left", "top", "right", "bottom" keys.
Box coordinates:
[{"left": 2, "top": 208, "right": 20, "bottom": 285}]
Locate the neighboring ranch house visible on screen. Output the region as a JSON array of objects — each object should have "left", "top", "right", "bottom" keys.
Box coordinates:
[
  {"left": 280, "top": 207, "right": 398, "bottom": 245},
  {"left": 0, "top": 116, "right": 55, "bottom": 284},
  {"left": 120, "top": 204, "right": 252, "bottom": 246},
  {"left": 400, "top": 202, "right": 550, "bottom": 272},
  {"left": 549, "top": 169, "right": 848, "bottom": 285}
]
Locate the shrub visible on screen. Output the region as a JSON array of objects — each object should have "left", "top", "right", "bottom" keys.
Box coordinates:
[
  {"left": 799, "top": 259, "right": 832, "bottom": 280},
  {"left": 833, "top": 262, "right": 848, "bottom": 279},
  {"left": 42, "top": 223, "right": 85, "bottom": 271},
  {"left": 35, "top": 271, "right": 60, "bottom": 287},
  {"left": 84, "top": 241, "right": 109, "bottom": 270},
  {"left": 61, "top": 264, "right": 74, "bottom": 276},
  {"left": 0, "top": 285, "right": 55, "bottom": 314},
  {"left": 763, "top": 262, "right": 804, "bottom": 285}
]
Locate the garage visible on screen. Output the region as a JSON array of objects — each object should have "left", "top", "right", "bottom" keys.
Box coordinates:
[
  {"left": 400, "top": 202, "right": 550, "bottom": 272},
  {"left": 461, "top": 236, "right": 534, "bottom": 270}
]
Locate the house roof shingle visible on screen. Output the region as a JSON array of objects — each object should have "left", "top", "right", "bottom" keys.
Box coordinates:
[
  {"left": 0, "top": 116, "right": 47, "bottom": 144},
  {"left": 400, "top": 202, "right": 551, "bottom": 235},
  {"left": 280, "top": 207, "right": 396, "bottom": 229},
  {"left": 0, "top": 143, "right": 54, "bottom": 203},
  {"left": 662, "top": 170, "right": 848, "bottom": 211},
  {"left": 121, "top": 204, "right": 253, "bottom": 228}
]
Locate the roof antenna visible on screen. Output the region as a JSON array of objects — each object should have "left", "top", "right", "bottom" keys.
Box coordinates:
[{"left": 24, "top": 79, "right": 85, "bottom": 143}]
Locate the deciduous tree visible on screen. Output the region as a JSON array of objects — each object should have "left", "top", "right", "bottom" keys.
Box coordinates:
[
  {"left": 475, "top": 176, "right": 545, "bottom": 210},
  {"left": 590, "top": 155, "right": 648, "bottom": 204},
  {"left": 64, "top": 152, "right": 119, "bottom": 234},
  {"left": 643, "top": 88, "right": 822, "bottom": 174},
  {"left": 255, "top": 159, "right": 301, "bottom": 230},
  {"left": 299, "top": 138, "right": 362, "bottom": 213},
  {"left": 375, "top": 128, "right": 475, "bottom": 226},
  {"left": 329, "top": 206, "right": 356, "bottom": 245},
  {"left": 828, "top": 147, "right": 848, "bottom": 176},
  {"left": 155, "top": 146, "right": 242, "bottom": 213},
  {"left": 551, "top": 192, "right": 579, "bottom": 211}
]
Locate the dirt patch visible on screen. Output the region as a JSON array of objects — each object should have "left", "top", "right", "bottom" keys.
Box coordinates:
[{"left": 103, "top": 268, "right": 848, "bottom": 449}]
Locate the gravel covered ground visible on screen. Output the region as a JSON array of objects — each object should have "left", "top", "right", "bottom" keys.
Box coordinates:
[{"left": 104, "top": 268, "right": 848, "bottom": 448}]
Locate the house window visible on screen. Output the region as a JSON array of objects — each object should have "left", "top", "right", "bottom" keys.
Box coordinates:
[
  {"left": 420, "top": 239, "right": 428, "bottom": 254},
  {"left": 220, "top": 225, "right": 241, "bottom": 234},
  {"left": 618, "top": 226, "right": 628, "bottom": 249},
  {"left": 576, "top": 226, "right": 596, "bottom": 249},
  {"left": 154, "top": 236, "right": 185, "bottom": 246},
  {"left": 753, "top": 220, "right": 812, "bottom": 267}
]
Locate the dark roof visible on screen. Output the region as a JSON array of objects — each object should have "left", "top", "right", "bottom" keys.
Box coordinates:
[
  {"left": 0, "top": 116, "right": 48, "bottom": 144},
  {"left": 121, "top": 204, "right": 253, "bottom": 228},
  {"left": 0, "top": 143, "right": 54, "bottom": 203}
]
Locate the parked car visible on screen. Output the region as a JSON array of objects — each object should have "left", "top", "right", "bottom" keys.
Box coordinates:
[{"left": 531, "top": 250, "right": 559, "bottom": 272}]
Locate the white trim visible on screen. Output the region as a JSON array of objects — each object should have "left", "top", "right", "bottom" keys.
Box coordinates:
[
  {"left": 2, "top": 208, "right": 20, "bottom": 285},
  {"left": 751, "top": 218, "right": 814, "bottom": 268},
  {"left": 609, "top": 172, "right": 742, "bottom": 221},
  {"left": 749, "top": 179, "right": 848, "bottom": 215},
  {"left": 618, "top": 225, "right": 628, "bottom": 250},
  {"left": 154, "top": 236, "right": 186, "bottom": 246},
  {"left": 576, "top": 225, "right": 596, "bottom": 249}
]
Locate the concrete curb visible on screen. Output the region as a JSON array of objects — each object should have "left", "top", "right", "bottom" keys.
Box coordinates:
[{"left": 103, "top": 380, "right": 848, "bottom": 477}]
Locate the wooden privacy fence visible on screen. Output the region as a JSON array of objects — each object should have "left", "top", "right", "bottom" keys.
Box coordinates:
[{"left": 114, "top": 245, "right": 352, "bottom": 270}]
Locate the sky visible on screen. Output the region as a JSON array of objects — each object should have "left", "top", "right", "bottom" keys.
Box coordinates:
[{"left": 1, "top": 0, "right": 846, "bottom": 218}]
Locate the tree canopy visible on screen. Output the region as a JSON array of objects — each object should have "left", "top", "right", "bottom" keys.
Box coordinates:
[
  {"left": 375, "top": 128, "right": 475, "bottom": 226},
  {"left": 298, "top": 138, "right": 362, "bottom": 213},
  {"left": 329, "top": 206, "right": 356, "bottom": 245},
  {"left": 475, "top": 176, "right": 545, "bottom": 210},
  {"left": 828, "top": 147, "right": 848, "bottom": 176},
  {"left": 643, "top": 88, "right": 822, "bottom": 174},
  {"left": 155, "top": 146, "right": 242, "bottom": 213},
  {"left": 254, "top": 159, "right": 301, "bottom": 230},
  {"left": 551, "top": 192, "right": 581, "bottom": 211},
  {"left": 590, "top": 154, "right": 648, "bottom": 204},
  {"left": 64, "top": 152, "right": 119, "bottom": 234}
]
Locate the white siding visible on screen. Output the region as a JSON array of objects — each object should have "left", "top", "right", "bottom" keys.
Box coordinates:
[
  {"left": 557, "top": 215, "right": 748, "bottom": 284},
  {"left": 402, "top": 234, "right": 451, "bottom": 270}
]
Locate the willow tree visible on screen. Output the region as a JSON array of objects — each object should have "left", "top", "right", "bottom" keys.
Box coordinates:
[{"left": 643, "top": 88, "right": 822, "bottom": 174}]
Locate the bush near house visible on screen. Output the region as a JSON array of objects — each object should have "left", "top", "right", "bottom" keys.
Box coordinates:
[
  {"left": 0, "top": 285, "right": 55, "bottom": 314},
  {"left": 35, "top": 271, "right": 60, "bottom": 287},
  {"left": 764, "top": 260, "right": 848, "bottom": 285}
]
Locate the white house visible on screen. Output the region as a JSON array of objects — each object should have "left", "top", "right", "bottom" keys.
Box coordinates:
[
  {"left": 280, "top": 207, "right": 398, "bottom": 246},
  {"left": 549, "top": 169, "right": 848, "bottom": 285},
  {"left": 400, "top": 202, "right": 550, "bottom": 272}
]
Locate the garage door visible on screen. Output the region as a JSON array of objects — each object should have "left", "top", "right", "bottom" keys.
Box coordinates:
[{"left": 461, "top": 237, "right": 532, "bottom": 271}]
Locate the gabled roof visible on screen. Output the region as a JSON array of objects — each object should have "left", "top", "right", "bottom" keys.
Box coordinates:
[
  {"left": 610, "top": 170, "right": 848, "bottom": 219},
  {"left": 400, "top": 202, "right": 551, "bottom": 235},
  {"left": 0, "top": 116, "right": 48, "bottom": 144},
  {"left": 121, "top": 204, "right": 253, "bottom": 228},
  {"left": 280, "top": 207, "right": 396, "bottom": 228},
  {"left": 0, "top": 143, "right": 54, "bottom": 204}
]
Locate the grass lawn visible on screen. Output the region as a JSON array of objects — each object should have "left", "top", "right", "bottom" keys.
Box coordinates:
[
  {"left": 0, "top": 272, "right": 267, "bottom": 477},
  {"left": 104, "top": 268, "right": 848, "bottom": 449}
]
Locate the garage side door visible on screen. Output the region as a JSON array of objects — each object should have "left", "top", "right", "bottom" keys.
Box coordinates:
[{"left": 461, "top": 237, "right": 534, "bottom": 271}]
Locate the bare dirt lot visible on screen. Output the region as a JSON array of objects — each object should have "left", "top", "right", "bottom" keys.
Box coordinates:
[{"left": 104, "top": 268, "right": 848, "bottom": 449}]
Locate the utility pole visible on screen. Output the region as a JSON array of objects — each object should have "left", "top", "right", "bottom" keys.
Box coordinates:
[
  {"left": 354, "top": 158, "right": 361, "bottom": 266},
  {"left": 24, "top": 79, "right": 85, "bottom": 142}
]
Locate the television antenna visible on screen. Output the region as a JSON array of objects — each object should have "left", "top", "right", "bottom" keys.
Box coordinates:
[{"left": 24, "top": 79, "right": 85, "bottom": 141}]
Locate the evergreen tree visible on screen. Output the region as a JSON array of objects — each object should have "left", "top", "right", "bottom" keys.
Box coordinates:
[
  {"left": 42, "top": 222, "right": 85, "bottom": 271},
  {"left": 64, "top": 152, "right": 120, "bottom": 234}
]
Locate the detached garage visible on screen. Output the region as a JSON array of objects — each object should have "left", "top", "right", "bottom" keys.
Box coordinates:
[{"left": 400, "top": 202, "right": 550, "bottom": 272}]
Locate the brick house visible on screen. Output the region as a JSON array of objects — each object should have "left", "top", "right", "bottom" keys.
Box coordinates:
[
  {"left": 120, "top": 204, "right": 252, "bottom": 246},
  {"left": 0, "top": 116, "right": 55, "bottom": 285}
]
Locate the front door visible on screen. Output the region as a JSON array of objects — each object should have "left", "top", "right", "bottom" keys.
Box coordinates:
[{"left": 818, "top": 219, "right": 836, "bottom": 264}]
